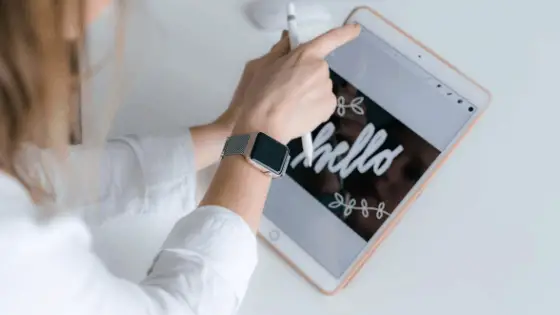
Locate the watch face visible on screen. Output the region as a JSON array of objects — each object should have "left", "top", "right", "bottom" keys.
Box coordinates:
[{"left": 250, "top": 132, "right": 288, "bottom": 174}]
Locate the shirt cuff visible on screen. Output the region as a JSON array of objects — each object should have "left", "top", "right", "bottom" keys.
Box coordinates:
[
  {"left": 146, "top": 206, "right": 258, "bottom": 302},
  {"left": 127, "top": 131, "right": 197, "bottom": 191}
]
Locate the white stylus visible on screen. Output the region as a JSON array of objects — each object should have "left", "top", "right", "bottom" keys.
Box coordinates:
[{"left": 287, "top": 2, "right": 314, "bottom": 167}]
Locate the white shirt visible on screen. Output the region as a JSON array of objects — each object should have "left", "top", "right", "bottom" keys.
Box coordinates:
[{"left": 0, "top": 132, "right": 257, "bottom": 315}]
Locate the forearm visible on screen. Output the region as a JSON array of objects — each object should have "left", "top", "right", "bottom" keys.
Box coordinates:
[
  {"left": 189, "top": 123, "right": 231, "bottom": 170},
  {"left": 200, "top": 155, "right": 271, "bottom": 232}
]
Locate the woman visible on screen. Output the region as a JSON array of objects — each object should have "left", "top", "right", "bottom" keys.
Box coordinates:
[{"left": 0, "top": 1, "right": 360, "bottom": 314}]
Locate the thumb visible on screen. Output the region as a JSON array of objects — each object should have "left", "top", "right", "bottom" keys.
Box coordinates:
[{"left": 268, "top": 30, "right": 290, "bottom": 57}]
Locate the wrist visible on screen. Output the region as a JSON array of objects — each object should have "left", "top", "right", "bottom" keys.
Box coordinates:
[
  {"left": 213, "top": 113, "right": 236, "bottom": 135},
  {"left": 222, "top": 131, "right": 290, "bottom": 179},
  {"left": 232, "top": 119, "right": 288, "bottom": 145},
  {"left": 220, "top": 154, "right": 271, "bottom": 181}
]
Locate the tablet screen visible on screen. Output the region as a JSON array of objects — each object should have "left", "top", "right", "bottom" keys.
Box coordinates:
[
  {"left": 286, "top": 69, "right": 440, "bottom": 241},
  {"left": 264, "top": 28, "right": 476, "bottom": 278}
]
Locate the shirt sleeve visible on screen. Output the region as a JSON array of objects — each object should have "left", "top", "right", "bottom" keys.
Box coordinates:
[
  {"left": 63, "top": 131, "right": 198, "bottom": 225},
  {"left": 0, "top": 203, "right": 257, "bottom": 315}
]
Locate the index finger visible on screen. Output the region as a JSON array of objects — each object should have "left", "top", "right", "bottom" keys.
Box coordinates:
[{"left": 302, "top": 24, "right": 361, "bottom": 58}]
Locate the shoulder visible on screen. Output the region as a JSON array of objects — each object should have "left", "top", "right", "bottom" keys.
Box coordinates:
[
  {"left": 0, "top": 171, "right": 35, "bottom": 217},
  {"left": 0, "top": 173, "right": 95, "bottom": 315},
  {"left": 0, "top": 171, "right": 92, "bottom": 253}
]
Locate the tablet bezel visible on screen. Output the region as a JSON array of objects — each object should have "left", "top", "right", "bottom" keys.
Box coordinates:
[{"left": 259, "top": 7, "right": 491, "bottom": 294}]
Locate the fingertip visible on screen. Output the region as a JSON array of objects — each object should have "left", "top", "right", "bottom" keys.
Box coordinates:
[
  {"left": 344, "top": 23, "right": 361, "bottom": 37},
  {"left": 307, "top": 24, "right": 362, "bottom": 57}
]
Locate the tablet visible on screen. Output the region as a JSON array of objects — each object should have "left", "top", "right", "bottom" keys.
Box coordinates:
[{"left": 260, "top": 7, "right": 491, "bottom": 294}]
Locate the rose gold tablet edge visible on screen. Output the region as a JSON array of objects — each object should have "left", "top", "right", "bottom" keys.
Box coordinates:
[{"left": 259, "top": 6, "right": 493, "bottom": 296}]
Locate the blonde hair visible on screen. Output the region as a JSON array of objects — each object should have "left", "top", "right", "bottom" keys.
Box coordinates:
[
  {"left": 0, "top": 1, "right": 125, "bottom": 203},
  {"left": 0, "top": 1, "right": 87, "bottom": 180}
]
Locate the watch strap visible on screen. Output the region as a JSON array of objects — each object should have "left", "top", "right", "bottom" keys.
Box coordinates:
[{"left": 221, "top": 134, "right": 251, "bottom": 157}]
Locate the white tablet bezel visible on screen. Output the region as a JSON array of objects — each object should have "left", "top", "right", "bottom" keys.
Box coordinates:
[{"left": 260, "top": 7, "right": 491, "bottom": 294}]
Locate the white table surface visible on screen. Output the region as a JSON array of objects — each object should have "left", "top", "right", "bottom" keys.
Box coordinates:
[{"left": 87, "top": 0, "right": 560, "bottom": 314}]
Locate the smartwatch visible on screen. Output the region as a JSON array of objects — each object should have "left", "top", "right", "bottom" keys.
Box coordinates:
[{"left": 221, "top": 132, "right": 291, "bottom": 178}]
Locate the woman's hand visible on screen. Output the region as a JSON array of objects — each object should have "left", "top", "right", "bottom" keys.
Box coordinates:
[
  {"left": 233, "top": 24, "right": 361, "bottom": 144},
  {"left": 214, "top": 31, "right": 291, "bottom": 132},
  {"left": 202, "top": 24, "right": 361, "bottom": 231},
  {"left": 191, "top": 32, "right": 292, "bottom": 170}
]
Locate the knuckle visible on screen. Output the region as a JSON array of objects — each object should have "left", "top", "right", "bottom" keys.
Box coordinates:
[
  {"left": 329, "top": 93, "right": 337, "bottom": 107},
  {"left": 299, "top": 45, "right": 315, "bottom": 59},
  {"left": 246, "top": 59, "right": 259, "bottom": 69},
  {"left": 319, "top": 95, "right": 337, "bottom": 122},
  {"left": 323, "top": 107, "right": 334, "bottom": 121},
  {"left": 300, "top": 51, "right": 311, "bottom": 61},
  {"left": 323, "top": 79, "right": 333, "bottom": 94},
  {"left": 313, "top": 60, "right": 328, "bottom": 76},
  {"left": 319, "top": 60, "right": 330, "bottom": 73}
]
